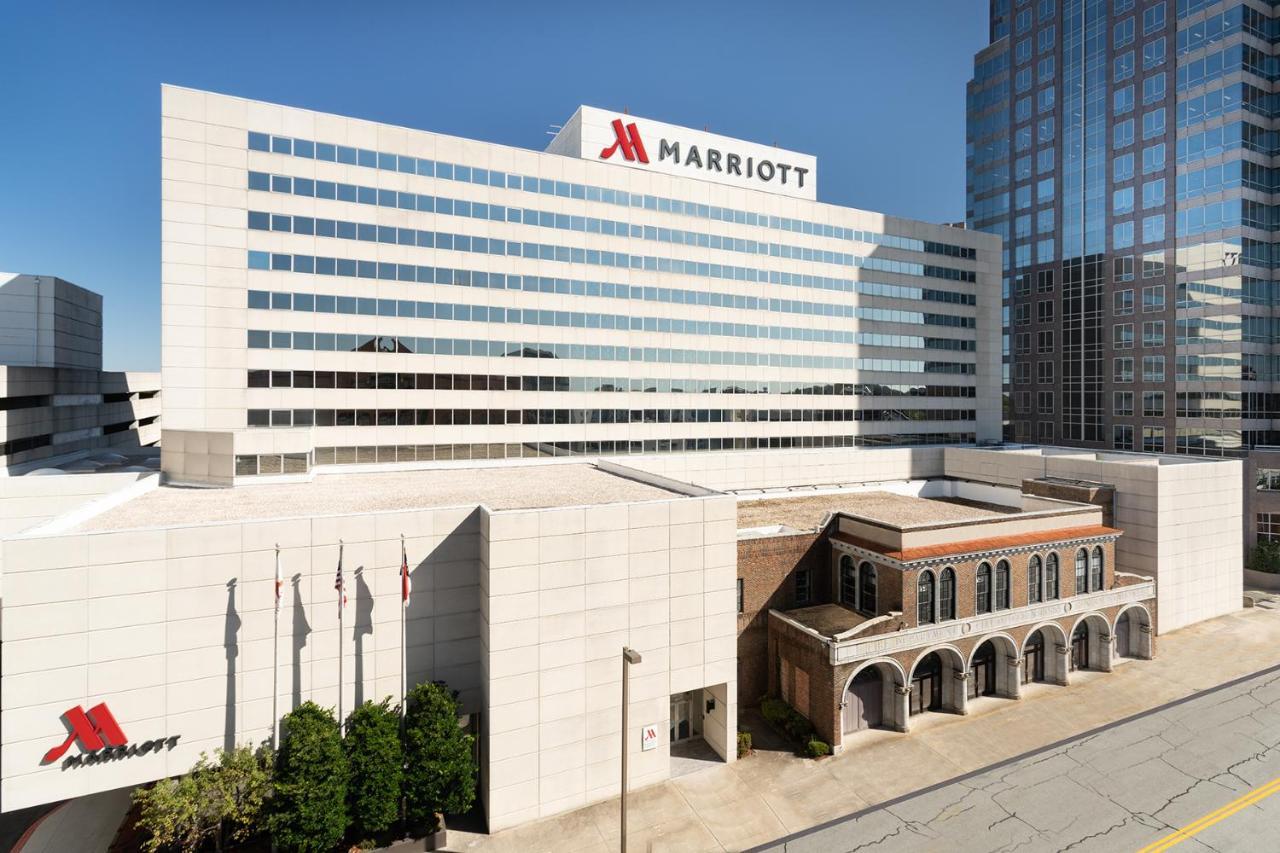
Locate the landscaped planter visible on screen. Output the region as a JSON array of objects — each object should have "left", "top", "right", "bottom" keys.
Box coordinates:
[
  {"left": 383, "top": 827, "right": 446, "bottom": 852},
  {"left": 1244, "top": 568, "right": 1280, "bottom": 592}
]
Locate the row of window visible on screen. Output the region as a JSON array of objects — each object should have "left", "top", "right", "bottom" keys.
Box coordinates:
[
  {"left": 249, "top": 177, "right": 976, "bottom": 283},
  {"left": 246, "top": 369, "right": 977, "bottom": 398},
  {"left": 247, "top": 131, "right": 977, "bottom": 261},
  {"left": 248, "top": 284, "right": 974, "bottom": 334},
  {"left": 248, "top": 179, "right": 975, "bottom": 286},
  {"left": 246, "top": 287, "right": 973, "bottom": 352},
  {"left": 245, "top": 406, "right": 977, "bottom": 429},
  {"left": 246, "top": 329, "right": 978, "bottom": 374},
  {"left": 1015, "top": 390, "right": 1167, "bottom": 418},
  {"left": 1018, "top": 424, "right": 1269, "bottom": 455}
]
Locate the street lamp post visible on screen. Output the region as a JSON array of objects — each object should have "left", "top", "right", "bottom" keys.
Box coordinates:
[{"left": 620, "top": 646, "right": 642, "bottom": 853}]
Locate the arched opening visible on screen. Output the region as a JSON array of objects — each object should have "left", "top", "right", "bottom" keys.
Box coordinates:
[
  {"left": 976, "top": 562, "right": 992, "bottom": 614},
  {"left": 1090, "top": 546, "right": 1104, "bottom": 592},
  {"left": 1028, "top": 554, "right": 1043, "bottom": 604},
  {"left": 908, "top": 646, "right": 968, "bottom": 717},
  {"left": 1045, "top": 553, "right": 1060, "bottom": 600},
  {"left": 859, "top": 561, "right": 877, "bottom": 614},
  {"left": 1022, "top": 624, "right": 1069, "bottom": 686},
  {"left": 841, "top": 660, "right": 906, "bottom": 738},
  {"left": 1074, "top": 548, "right": 1088, "bottom": 595},
  {"left": 845, "top": 668, "right": 883, "bottom": 732},
  {"left": 917, "top": 570, "right": 935, "bottom": 625},
  {"left": 910, "top": 652, "right": 944, "bottom": 714},
  {"left": 995, "top": 560, "right": 1011, "bottom": 610},
  {"left": 969, "top": 641, "right": 997, "bottom": 698},
  {"left": 1071, "top": 613, "right": 1113, "bottom": 672},
  {"left": 839, "top": 555, "right": 856, "bottom": 608},
  {"left": 1070, "top": 621, "right": 1090, "bottom": 671},
  {"left": 969, "top": 634, "right": 1021, "bottom": 699},
  {"left": 939, "top": 568, "right": 956, "bottom": 621},
  {"left": 1114, "top": 605, "right": 1154, "bottom": 660}
]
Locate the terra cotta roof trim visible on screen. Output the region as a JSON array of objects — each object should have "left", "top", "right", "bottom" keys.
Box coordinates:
[{"left": 830, "top": 524, "right": 1122, "bottom": 563}]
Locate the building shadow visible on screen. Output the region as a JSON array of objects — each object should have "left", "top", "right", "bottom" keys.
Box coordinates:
[
  {"left": 290, "top": 574, "right": 311, "bottom": 709},
  {"left": 353, "top": 567, "right": 374, "bottom": 709},
  {"left": 224, "top": 579, "right": 241, "bottom": 753}
]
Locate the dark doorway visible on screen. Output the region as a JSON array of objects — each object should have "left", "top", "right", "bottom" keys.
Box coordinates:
[
  {"left": 844, "top": 667, "right": 884, "bottom": 732},
  {"left": 969, "top": 640, "right": 997, "bottom": 699},
  {"left": 1023, "top": 630, "right": 1046, "bottom": 685},
  {"left": 1116, "top": 611, "right": 1131, "bottom": 658},
  {"left": 910, "top": 652, "right": 943, "bottom": 715},
  {"left": 1071, "top": 622, "right": 1090, "bottom": 671}
]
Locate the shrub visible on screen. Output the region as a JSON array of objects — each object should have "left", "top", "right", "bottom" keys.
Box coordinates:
[
  {"left": 1249, "top": 540, "right": 1280, "bottom": 574},
  {"left": 759, "top": 696, "right": 817, "bottom": 750},
  {"left": 736, "top": 730, "right": 753, "bottom": 759},
  {"left": 270, "top": 701, "right": 348, "bottom": 852},
  {"left": 344, "top": 698, "right": 404, "bottom": 839},
  {"left": 133, "top": 745, "right": 271, "bottom": 853},
  {"left": 402, "top": 682, "right": 476, "bottom": 832},
  {"left": 805, "top": 739, "right": 831, "bottom": 758}
]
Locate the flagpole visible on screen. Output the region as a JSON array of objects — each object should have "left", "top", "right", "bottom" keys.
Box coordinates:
[
  {"left": 272, "top": 544, "right": 280, "bottom": 750},
  {"left": 338, "top": 540, "right": 344, "bottom": 727},
  {"left": 400, "top": 534, "right": 407, "bottom": 721}
]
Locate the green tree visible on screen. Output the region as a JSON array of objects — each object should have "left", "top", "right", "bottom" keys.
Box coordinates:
[
  {"left": 344, "top": 698, "right": 403, "bottom": 839},
  {"left": 270, "top": 701, "right": 349, "bottom": 851},
  {"left": 402, "top": 681, "right": 476, "bottom": 831},
  {"left": 133, "top": 745, "right": 270, "bottom": 853}
]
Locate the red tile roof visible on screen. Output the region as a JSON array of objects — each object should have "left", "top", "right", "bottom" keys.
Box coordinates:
[{"left": 830, "top": 524, "right": 1122, "bottom": 563}]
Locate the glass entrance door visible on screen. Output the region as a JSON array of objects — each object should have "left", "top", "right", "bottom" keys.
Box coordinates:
[{"left": 669, "top": 692, "right": 693, "bottom": 743}]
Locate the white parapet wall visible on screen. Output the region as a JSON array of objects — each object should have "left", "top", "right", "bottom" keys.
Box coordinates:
[{"left": 943, "top": 446, "right": 1243, "bottom": 632}]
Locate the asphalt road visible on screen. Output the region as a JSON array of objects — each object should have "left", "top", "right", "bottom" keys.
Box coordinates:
[{"left": 750, "top": 665, "right": 1280, "bottom": 853}]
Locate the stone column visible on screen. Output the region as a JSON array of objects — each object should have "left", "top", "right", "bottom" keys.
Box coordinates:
[
  {"left": 894, "top": 685, "right": 911, "bottom": 733},
  {"left": 1097, "top": 631, "right": 1113, "bottom": 672},
  {"left": 1139, "top": 623, "right": 1155, "bottom": 659},
  {"left": 1004, "top": 656, "right": 1023, "bottom": 699},
  {"left": 1054, "top": 643, "right": 1070, "bottom": 685},
  {"left": 951, "top": 669, "right": 970, "bottom": 715}
]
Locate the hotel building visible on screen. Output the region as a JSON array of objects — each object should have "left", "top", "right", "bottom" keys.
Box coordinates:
[{"left": 159, "top": 87, "right": 1001, "bottom": 485}]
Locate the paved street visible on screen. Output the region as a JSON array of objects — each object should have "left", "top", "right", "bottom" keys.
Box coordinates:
[
  {"left": 753, "top": 664, "right": 1280, "bottom": 852},
  {"left": 451, "top": 601, "right": 1280, "bottom": 853}
]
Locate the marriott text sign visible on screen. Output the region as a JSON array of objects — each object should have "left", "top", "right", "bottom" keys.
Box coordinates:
[{"left": 557, "top": 106, "right": 818, "bottom": 201}]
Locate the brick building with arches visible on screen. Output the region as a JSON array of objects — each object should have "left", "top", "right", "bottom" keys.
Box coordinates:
[{"left": 745, "top": 479, "right": 1157, "bottom": 752}]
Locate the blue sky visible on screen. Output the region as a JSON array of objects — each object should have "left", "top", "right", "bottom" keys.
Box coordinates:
[{"left": 0, "top": 1, "right": 988, "bottom": 371}]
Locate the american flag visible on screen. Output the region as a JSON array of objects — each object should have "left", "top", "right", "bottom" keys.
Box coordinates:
[
  {"left": 335, "top": 542, "right": 346, "bottom": 614},
  {"left": 401, "top": 538, "right": 412, "bottom": 609}
]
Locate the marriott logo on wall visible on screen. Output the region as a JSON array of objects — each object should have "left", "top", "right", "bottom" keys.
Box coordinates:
[
  {"left": 597, "top": 114, "right": 810, "bottom": 190},
  {"left": 42, "top": 702, "right": 180, "bottom": 770}
]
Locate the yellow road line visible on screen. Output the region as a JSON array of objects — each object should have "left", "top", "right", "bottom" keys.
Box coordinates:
[{"left": 1138, "top": 775, "right": 1280, "bottom": 853}]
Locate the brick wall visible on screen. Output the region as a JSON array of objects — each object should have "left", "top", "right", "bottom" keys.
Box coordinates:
[{"left": 737, "top": 531, "right": 828, "bottom": 706}]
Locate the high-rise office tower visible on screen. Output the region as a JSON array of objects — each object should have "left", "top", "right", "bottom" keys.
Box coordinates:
[{"left": 967, "top": 0, "right": 1276, "bottom": 552}]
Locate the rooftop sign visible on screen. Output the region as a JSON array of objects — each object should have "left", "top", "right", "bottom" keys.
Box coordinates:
[{"left": 548, "top": 106, "right": 817, "bottom": 201}]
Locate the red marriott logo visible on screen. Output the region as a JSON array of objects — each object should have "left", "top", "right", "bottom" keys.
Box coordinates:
[
  {"left": 43, "top": 703, "right": 127, "bottom": 763},
  {"left": 42, "top": 702, "right": 180, "bottom": 769},
  {"left": 600, "top": 118, "right": 648, "bottom": 163}
]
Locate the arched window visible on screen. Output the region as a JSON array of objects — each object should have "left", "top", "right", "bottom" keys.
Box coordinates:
[
  {"left": 1075, "top": 548, "right": 1088, "bottom": 595},
  {"left": 859, "top": 561, "right": 877, "bottom": 614},
  {"left": 840, "top": 555, "right": 856, "bottom": 607},
  {"left": 976, "top": 562, "right": 992, "bottom": 614},
  {"left": 917, "top": 570, "right": 935, "bottom": 624},
  {"left": 1028, "top": 554, "right": 1043, "bottom": 603},
  {"left": 995, "top": 560, "right": 1011, "bottom": 610},
  {"left": 939, "top": 568, "right": 956, "bottom": 621},
  {"left": 1046, "top": 553, "right": 1060, "bottom": 600},
  {"left": 1090, "top": 546, "right": 1104, "bottom": 592}
]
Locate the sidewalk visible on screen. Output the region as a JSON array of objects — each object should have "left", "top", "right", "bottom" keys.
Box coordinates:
[{"left": 448, "top": 600, "right": 1280, "bottom": 853}]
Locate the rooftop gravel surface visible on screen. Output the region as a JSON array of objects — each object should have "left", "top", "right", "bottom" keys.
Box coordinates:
[
  {"left": 77, "top": 464, "right": 677, "bottom": 531},
  {"left": 736, "top": 490, "right": 1016, "bottom": 531}
]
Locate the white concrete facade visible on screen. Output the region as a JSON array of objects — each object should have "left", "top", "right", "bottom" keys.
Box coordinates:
[
  {"left": 160, "top": 85, "right": 1002, "bottom": 485},
  {"left": 0, "top": 466, "right": 736, "bottom": 833}
]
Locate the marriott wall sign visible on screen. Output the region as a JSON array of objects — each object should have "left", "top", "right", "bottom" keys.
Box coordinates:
[{"left": 548, "top": 106, "right": 818, "bottom": 201}]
